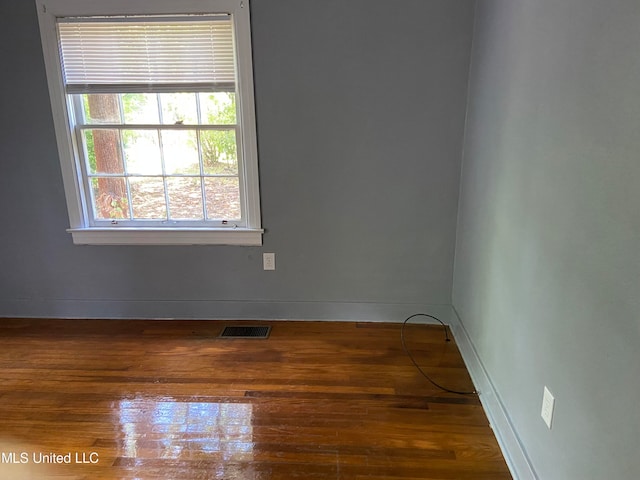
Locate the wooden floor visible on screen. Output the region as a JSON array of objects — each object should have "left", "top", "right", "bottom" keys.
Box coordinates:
[{"left": 0, "top": 319, "right": 511, "bottom": 479}]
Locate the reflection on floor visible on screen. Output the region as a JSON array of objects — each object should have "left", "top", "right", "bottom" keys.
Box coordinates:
[{"left": 118, "top": 399, "right": 254, "bottom": 462}]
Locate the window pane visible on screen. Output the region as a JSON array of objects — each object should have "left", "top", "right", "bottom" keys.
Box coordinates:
[
  {"left": 81, "top": 94, "right": 121, "bottom": 124},
  {"left": 129, "top": 177, "right": 167, "bottom": 219},
  {"left": 160, "top": 93, "right": 198, "bottom": 125},
  {"left": 90, "top": 177, "right": 129, "bottom": 220},
  {"left": 123, "top": 130, "right": 162, "bottom": 175},
  {"left": 122, "top": 93, "right": 159, "bottom": 124},
  {"left": 204, "top": 177, "right": 240, "bottom": 220},
  {"left": 167, "top": 177, "right": 203, "bottom": 220},
  {"left": 199, "top": 92, "right": 236, "bottom": 124},
  {"left": 161, "top": 130, "right": 200, "bottom": 174},
  {"left": 83, "top": 129, "right": 124, "bottom": 174},
  {"left": 201, "top": 130, "right": 238, "bottom": 175}
]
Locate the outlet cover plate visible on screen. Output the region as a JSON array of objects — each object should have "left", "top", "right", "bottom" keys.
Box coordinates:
[
  {"left": 263, "top": 252, "right": 275, "bottom": 270},
  {"left": 541, "top": 386, "right": 555, "bottom": 429}
]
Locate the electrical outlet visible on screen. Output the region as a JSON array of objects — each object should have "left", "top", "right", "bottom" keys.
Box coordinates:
[
  {"left": 263, "top": 253, "right": 275, "bottom": 270},
  {"left": 541, "top": 386, "right": 555, "bottom": 429}
]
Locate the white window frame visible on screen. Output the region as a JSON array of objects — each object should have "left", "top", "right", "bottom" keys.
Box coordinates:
[{"left": 36, "top": 0, "right": 262, "bottom": 245}]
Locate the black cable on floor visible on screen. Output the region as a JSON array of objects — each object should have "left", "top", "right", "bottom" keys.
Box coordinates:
[{"left": 401, "top": 313, "right": 477, "bottom": 395}]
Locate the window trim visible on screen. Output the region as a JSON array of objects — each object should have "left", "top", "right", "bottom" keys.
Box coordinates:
[{"left": 36, "top": 0, "right": 262, "bottom": 245}]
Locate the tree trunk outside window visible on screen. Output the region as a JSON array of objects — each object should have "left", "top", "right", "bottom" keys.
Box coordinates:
[{"left": 87, "top": 94, "right": 128, "bottom": 219}]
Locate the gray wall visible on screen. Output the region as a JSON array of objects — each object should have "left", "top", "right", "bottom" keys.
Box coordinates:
[
  {"left": 0, "top": 0, "right": 475, "bottom": 320},
  {"left": 453, "top": 0, "right": 640, "bottom": 478}
]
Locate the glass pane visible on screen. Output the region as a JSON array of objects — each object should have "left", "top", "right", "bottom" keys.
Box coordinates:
[
  {"left": 81, "top": 94, "right": 121, "bottom": 124},
  {"left": 122, "top": 93, "right": 159, "bottom": 124},
  {"left": 167, "top": 177, "right": 203, "bottom": 220},
  {"left": 161, "top": 130, "right": 200, "bottom": 174},
  {"left": 204, "top": 177, "right": 240, "bottom": 220},
  {"left": 160, "top": 93, "right": 198, "bottom": 125},
  {"left": 129, "top": 177, "right": 167, "bottom": 219},
  {"left": 123, "top": 130, "right": 162, "bottom": 175},
  {"left": 83, "top": 129, "right": 124, "bottom": 174},
  {"left": 90, "top": 177, "right": 130, "bottom": 220},
  {"left": 199, "top": 92, "right": 236, "bottom": 124},
  {"left": 201, "top": 130, "right": 238, "bottom": 175}
]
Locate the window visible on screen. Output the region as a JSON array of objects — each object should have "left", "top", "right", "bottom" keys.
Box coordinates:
[{"left": 36, "top": 0, "right": 262, "bottom": 245}]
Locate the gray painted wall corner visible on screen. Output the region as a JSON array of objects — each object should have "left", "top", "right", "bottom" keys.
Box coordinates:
[{"left": 453, "top": 0, "right": 640, "bottom": 478}]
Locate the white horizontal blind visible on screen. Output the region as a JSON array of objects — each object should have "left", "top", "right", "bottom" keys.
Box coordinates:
[{"left": 57, "top": 16, "right": 236, "bottom": 94}]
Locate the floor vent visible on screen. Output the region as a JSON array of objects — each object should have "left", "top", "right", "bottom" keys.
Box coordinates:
[{"left": 219, "top": 325, "right": 271, "bottom": 339}]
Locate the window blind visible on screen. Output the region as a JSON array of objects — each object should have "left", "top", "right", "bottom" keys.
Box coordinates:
[{"left": 57, "top": 16, "right": 236, "bottom": 94}]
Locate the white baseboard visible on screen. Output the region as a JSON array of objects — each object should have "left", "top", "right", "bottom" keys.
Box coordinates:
[
  {"left": 0, "top": 298, "right": 452, "bottom": 324},
  {"left": 448, "top": 306, "right": 537, "bottom": 480}
]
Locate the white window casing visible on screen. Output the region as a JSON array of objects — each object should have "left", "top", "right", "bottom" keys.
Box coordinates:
[{"left": 36, "top": 0, "right": 262, "bottom": 245}]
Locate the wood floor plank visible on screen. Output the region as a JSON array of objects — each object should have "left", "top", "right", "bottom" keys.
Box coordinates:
[{"left": 0, "top": 319, "right": 511, "bottom": 479}]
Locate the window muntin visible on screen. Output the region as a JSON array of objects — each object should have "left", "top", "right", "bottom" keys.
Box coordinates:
[{"left": 73, "top": 92, "right": 242, "bottom": 225}]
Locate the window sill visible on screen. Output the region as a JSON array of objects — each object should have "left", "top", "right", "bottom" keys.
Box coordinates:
[{"left": 68, "top": 227, "right": 264, "bottom": 246}]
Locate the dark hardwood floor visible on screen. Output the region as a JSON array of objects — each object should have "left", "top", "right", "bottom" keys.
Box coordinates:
[{"left": 0, "top": 318, "right": 511, "bottom": 479}]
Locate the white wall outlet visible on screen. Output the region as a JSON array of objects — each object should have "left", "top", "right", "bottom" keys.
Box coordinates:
[
  {"left": 541, "top": 386, "right": 555, "bottom": 429},
  {"left": 263, "top": 252, "right": 275, "bottom": 270}
]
